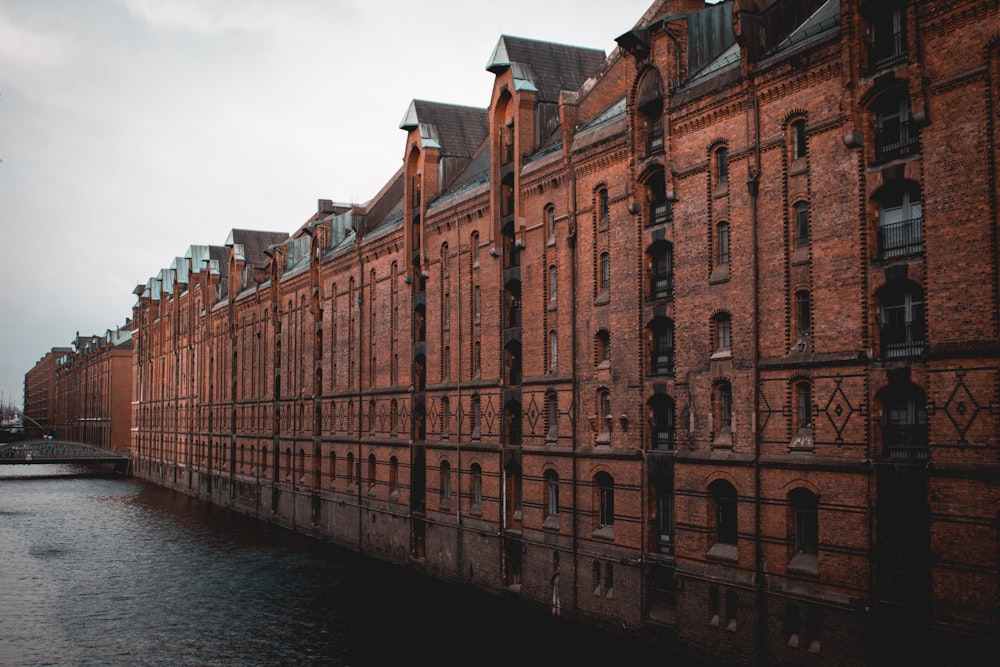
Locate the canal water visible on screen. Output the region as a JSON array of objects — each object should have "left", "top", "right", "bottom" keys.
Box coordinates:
[{"left": 0, "top": 465, "right": 695, "bottom": 667}]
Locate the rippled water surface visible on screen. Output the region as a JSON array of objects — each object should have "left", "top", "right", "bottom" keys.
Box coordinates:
[{"left": 0, "top": 465, "right": 689, "bottom": 667}]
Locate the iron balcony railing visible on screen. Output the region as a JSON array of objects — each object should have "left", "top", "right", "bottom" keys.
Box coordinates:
[
  {"left": 652, "top": 429, "right": 674, "bottom": 450},
  {"left": 881, "top": 321, "right": 925, "bottom": 359},
  {"left": 652, "top": 272, "right": 673, "bottom": 300},
  {"left": 651, "top": 197, "right": 672, "bottom": 226},
  {"left": 870, "top": 31, "right": 907, "bottom": 73},
  {"left": 879, "top": 216, "right": 923, "bottom": 258},
  {"left": 883, "top": 425, "right": 929, "bottom": 460},
  {"left": 876, "top": 119, "right": 918, "bottom": 162}
]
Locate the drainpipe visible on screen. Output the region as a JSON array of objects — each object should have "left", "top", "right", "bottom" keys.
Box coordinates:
[
  {"left": 455, "top": 233, "right": 463, "bottom": 579},
  {"left": 746, "top": 66, "right": 766, "bottom": 667},
  {"left": 357, "top": 243, "right": 365, "bottom": 553},
  {"left": 568, "top": 162, "right": 580, "bottom": 613}
]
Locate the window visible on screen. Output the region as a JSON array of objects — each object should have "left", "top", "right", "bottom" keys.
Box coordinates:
[
  {"left": 346, "top": 452, "right": 354, "bottom": 487},
  {"left": 714, "top": 313, "right": 732, "bottom": 353},
  {"left": 878, "top": 280, "right": 926, "bottom": 358},
  {"left": 649, "top": 395, "right": 675, "bottom": 450},
  {"left": 471, "top": 231, "right": 480, "bottom": 268},
  {"left": 389, "top": 456, "right": 398, "bottom": 499},
  {"left": 328, "top": 451, "right": 336, "bottom": 488},
  {"left": 471, "top": 463, "right": 483, "bottom": 509},
  {"left": 877, "top": 182, "right": 923, "bottom": 258},
  {"left": 440, "top": 460, "right": 451, "bottom": 507},
  {"left": 549, "top": 330, "right": 558, "bottom": 371},
  {"left": 471, "top": 395, "right": 482, "bottom": 438},
  {"left": 596, "top": 329, "right": 611, "bottom": 367},
  {"left": 545, "top": 469, "right": 560, "bottom": 518},
  {"left": 715, "top": 146, "right": 728, "bottom": 185},
  {"left": 442, "top": 345, "right": 450, "bottom": 382},
  {"left": 505, "top": 464, "right": 523, "bottom": 526},
  {"left": 546, "top": 392, "right": 559, "bottom": 441},
  {"left": 595, "top": 472, "right": 615, "bottom": 533},
  {"left": 597, "top": 389, "right": 611, "bottom": 442},
  {"left": 716, "top": 221, "right": 730, "bottom": 266},
  {"left": 442, "top": 292, "right": 450, "bottom": 328},
  {"left": 646, "top": 171, "right": 671, "bottom": 226},
  {"left": 791, "top": 118, "right": 807, "bottom": 160},
  {"left": 874, "top": 92, "right": 917, "bottom": 161},
  {"left": 599, "top": 188, "right": 610, "bottom": 222},
  {"left": 710, "top": 480, "right": 738, "bottom": 551},
  {"left": 649, "top": 241, "right": 673, "bottom": 299},
  {"left": 367, "top": 454, "right": 376, "bottom": 492},
  {"left": 713, "top": 382, "right": 733, "bottom": 447},
  {"left": 474, "top": 285, "right": 481, "bottom": 323},
  {"left": 548, "top": 265, "right": 558, "bottom": 304},
  {"left": 599, "top": 252, "right": 611, "bottom": 291},
  {"left": 637, "top": 69, "right": 664, "bottom": 156},
  {"left": 795, "top": 290, "right": 811, "bottom": 339},
  {"left": 655, "top": 478, "right": 674, "bottom": 552},
  {"left": 390, "top": 399, "right": 398, "bottom": 435},
  {"left": 869, "top": 3, "right": 907, "bottom": 72},
  {"left": 794, "top": 380, "right": 813, "bottom": 438},
  {"left": 789, "top": 488, "right": 819, "bottom": 574},
  {"left": 879, "top": 381, "right": 928, "bottom": 460},
  {"left": 649, "top": 317, "right": 674, "bottom": 375},
  {"left": 547, "top": 206, "right": 556, "bottom": 243},
  {"left": 473, "top": 341, "right": 481, "bottom": 378},
  {"left": 793, "top": 201, "right": 809, "bottom": 247},
  {"left": 441, "top": 397, "right": 450, "bottom": 437}
]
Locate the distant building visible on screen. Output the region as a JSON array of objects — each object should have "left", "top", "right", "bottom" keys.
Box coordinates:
[
  {"left": 23, "top": 347, "right": 72, "bottom": 437},
  {"left": 79, "top": 0, "right": 1000, "bottom": 664}
]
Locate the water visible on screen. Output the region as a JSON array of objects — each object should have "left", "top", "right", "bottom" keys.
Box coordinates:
[{"left": 0, "top": 465, "right": 688, "bottom": 667}]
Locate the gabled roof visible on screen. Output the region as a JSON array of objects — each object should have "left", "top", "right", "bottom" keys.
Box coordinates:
[
  {"left": 399, "top": 100, "right": 488, "bottom": 157},
  {"left": 486, "top": 35, "right": 607, "bottom": 103},
  {"left": 225, "top": 229, "right": 289, "bottom": 267}
]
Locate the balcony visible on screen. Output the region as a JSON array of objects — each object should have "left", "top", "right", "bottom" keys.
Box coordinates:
[
  {"left": 870, "top": 32, "right": 907, "bottom": 73},
  {"left": 879, "top": 217, "right": 923, "bottom": 259},
  {"left": 883, "top": 425, "right": 928, "bottom": 461},
  {"left": 651, "top": 198, "right": 672, "bottom": 226},
  {"left": 875, "top": 120, "right": 918, "bottom": 162},
  {"left": 881, "top": 322, "right": 925, "bottom": 359}
]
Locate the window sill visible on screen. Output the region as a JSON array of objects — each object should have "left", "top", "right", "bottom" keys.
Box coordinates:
[
  {"left": 543, "top": 515, "right": 561, "bottom": 531},
  {"left": 709, "top": 265, "right": 730, "bottom": 284},
  {"left": 714, "top": 182, "right": 729, "bottom": 198},
  {"left": 595, "top": 290, "right": 610, "bottom": 306},
  {"left": 592, "top": 525, "right": 615, "bottom": 541},
  {"left": 710, "top": 349, "right": 732, "bottom": 360},
  {"left": 790, "top": 428, "right": 813, "bottom": 451},
  {"left": 788, "top": 553, "right": 818, "bottom": 577},
  {"left": 707, "top": 542, "right": 738, "bottom": 562},
  {"left": 792, "top": 245, "right": 810, "bottom": 265},
  {"left": 713, "top": 432, "right": 733, "bottom": 449},
  {"left": 790, "top": 157, "right": 808, "bottom": 175}
]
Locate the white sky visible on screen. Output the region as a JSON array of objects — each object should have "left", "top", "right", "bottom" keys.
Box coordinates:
[{"left": 0, "top": 0, "right": 664, "bottom": 405}]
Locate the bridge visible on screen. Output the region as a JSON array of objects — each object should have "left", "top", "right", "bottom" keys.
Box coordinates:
[{"left": 0, "top": 440, "right": 131, "bottom": 475}]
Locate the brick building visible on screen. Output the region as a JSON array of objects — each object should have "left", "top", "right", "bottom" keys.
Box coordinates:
[
  {"left": 23, "top": 346, "right": 72, "bottom": 437},
  {"left": 126, "top": 1, "right": 999, "bottom": 664}
]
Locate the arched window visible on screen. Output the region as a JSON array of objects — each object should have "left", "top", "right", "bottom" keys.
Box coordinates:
[
  {"left": 878, "top": 380, "right": 928, "bottom": 460},
  {"left": 795, "top": 290, "right": 811, "bottom": 339},
  {"left": 714, "top": 145, "right": 729, "bottom": 185},
  {"left": 595, "top": 472, "right": 615, "bottom": 533},
  {"left": 877, "top": 280, "right": 926, "bottom": 358},
  {"left": 788, "top": 488, "right": 819, "bottom": 573},
  {"left": 791, "top": 117, "right": 807, "bottom": 160},
  {"left": 793, "top": 201, "right": 809, "bottom": 247},
  {"left": 873, "top": 89, "right": 917, "bottom": 161},
  {"left": 716, "top": 221, "right": 730, "bottom": 266},
  {"left": 637, "top": 69, "right": 664, "bottom": 156},
  {"left": 599, "top": 187, "right": 610, "bottom": 222},
  {"left": 388, "top": 456, "right": 398, "bottom": 499},
  {"left": 599, "top": 252, "right": 611, "bottom": 291},
  {"left": 876, "top": 180, "right": 923, "bottom": 259},
  {"left": 648, "top": 317, "right": 674, "bottom": 375},
  {"left": 440, "top": 460, "right": 451, "bottom": 507},
  {"left": 471, "top": 463, "right": 483, "bottom": 509},
  {"left": 545, "top": 391, "right": 559, "bottom": 441},
  {"left": 471, "top": 231, "right": 480, "bottom": 269},
  {"left": 367, "top": 453, "right": 376, "bottom": 491},
  {"left": 545, "top": 469, "right": 560, "bottom": 519},
  {"left": 595, "top": 329, "right": 611, "bottom": 367},
  {"left": 713, "top": 381, "right": 734, "bottom": 447},
  {"left": 649, "top": 395, "right": 675, "bottom": 450},
  {"left": 649, "top": 241, "right": 673, "bottom": 299},
  {"left": 546, "top": 205, "right": 557, "bottom": 243},
  {"left": 548, "top": 264, "right": 558, "bottom": 304},
  {"left": 548, "top": 330, "right": 558, "bottom": 371},
  {"left": 713, "top": 312, "right": 732, "bottom": 353},
  {"left": 709, "top": 479, "right": 738, "bottom": 548}
]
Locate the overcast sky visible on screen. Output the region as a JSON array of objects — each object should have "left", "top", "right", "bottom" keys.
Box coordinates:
[{"left": 0, "top": 0, "right": 663, "bottom": 406}]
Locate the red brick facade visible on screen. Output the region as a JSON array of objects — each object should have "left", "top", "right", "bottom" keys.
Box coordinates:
[
  {"left": 125, "top": 1, "right": 1000, "bottom": 664},
  {"left": 23, "top": 347, "right": 72, "bottom": 437}
]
